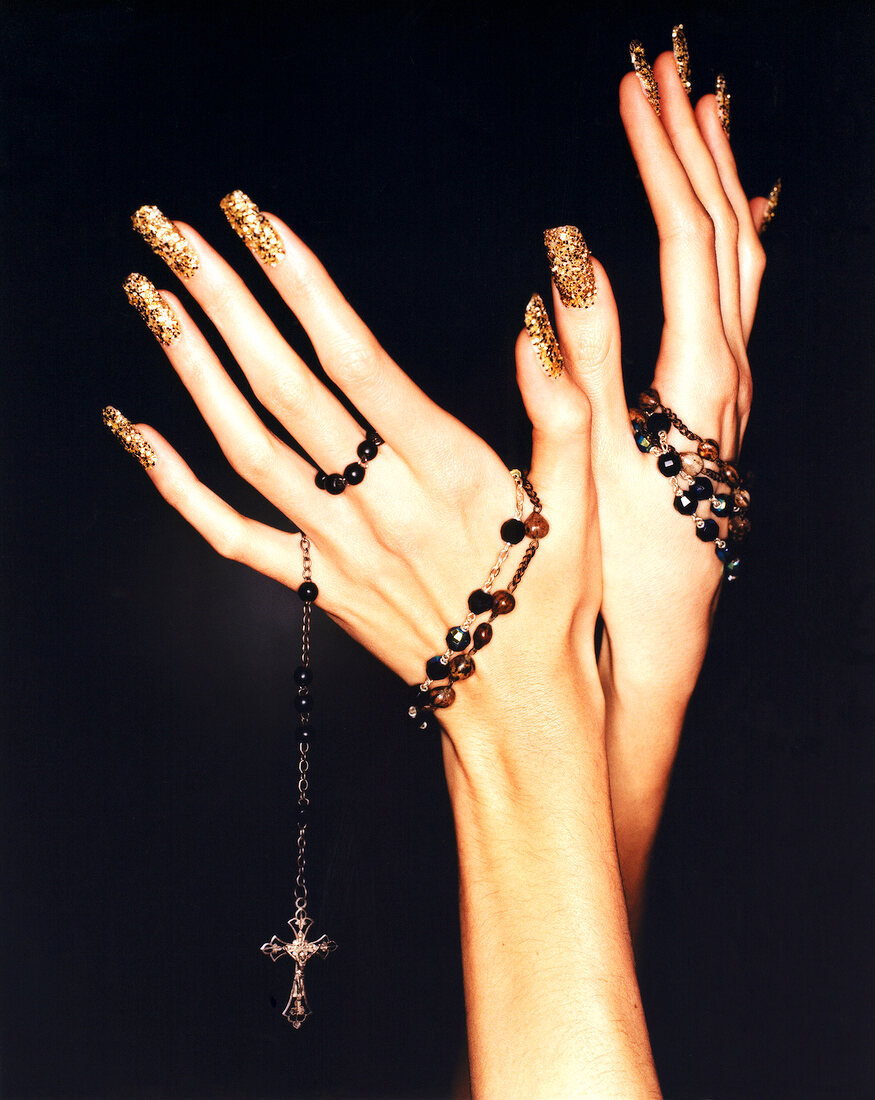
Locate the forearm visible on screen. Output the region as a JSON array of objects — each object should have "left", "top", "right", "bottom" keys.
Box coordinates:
[{"left": 441, "top": 672, "right": 661, "bottom": 1099}]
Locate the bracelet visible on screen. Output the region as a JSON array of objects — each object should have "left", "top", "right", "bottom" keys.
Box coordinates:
[{"left": 315, "top": 431, "right": 383, "bottom": 494}]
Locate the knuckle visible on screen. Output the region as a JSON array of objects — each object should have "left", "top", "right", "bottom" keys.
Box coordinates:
[
  {"left": 211, "top": 522, "right": 245, "bottom": 562},
  {"left": 206, "top": 275, "right": 242, "bottom": 326},
  {"left": 742, "top": 234, "right": 767, "bottom": 278},
  {"left": 232, "top": 436, "right": 277, "bottom": 484},
  {"left": 712, "top": 203, "right": 738, "bottom": 245},
  {"left": 258, "top": 371, "right": 310, "bottom": 421},
  {"left": 334, "top": 339, "right": 383, "bottom": 390},
  {"left": 662, "top": 206, "right": 715, "bottom": 248}
]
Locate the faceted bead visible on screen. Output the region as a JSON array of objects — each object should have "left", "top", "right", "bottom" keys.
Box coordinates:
[
  {"left": 715, "top": 541, "right": 737, "bottom": 563},
  {"left": 426, "top": 655, "right": 449, "bottom": 681},
  {"left": 500, "top": 518, "right": 526, "bottom": 545},
  {"left": 467, "top": 588, "right": 494, "bottom": 615},
  {"left": 472, "top": 622, "right": 493, "bottom": 649},
  {"left": 428, "top": 685, "right": 456, "bottom": 709},
  {"left": 698, "top": 438, "right": 719, "bottom": 462},
  {"left": 680, "top": 451, "right": 704, "bottom": 477},
  {"left": 315, "top": 471, "right": 328, "bottom": 490},
  {"left": 646, "top": 411, "right": 671, "bottom": 436},
  {"left": 639, "top": 388, "right": 660, "bottom": 410},
  {"left": 446, "top": 626, "right": 471, "bottom": 652},
  {"left": 696, "top": 518, "right": 719, "bottom": 542},
  {"left": 525, "top": 513, "right": 549, "bottom": 539},
  {"left": 491, "top": 590, "right": 516, "bottom": 617},
  {"left": 326, "top": 474, "right": 347, "bottom": 495},
  {"left": 690, "top": 475, "right": 713, "bottom": 500},
  {"left": 729, "top": 514, "right": 751, "bottom": 539},
  {"left": 711, "top": 493, "right": 733, "bottom": 516},
  {"left": 722, "top": 463, "right": 740, "bottom": 488},
  {"left": 448, "top": 653, "right": 476, "bottom": 682},
  {"left": 298, "top": 581, "right": 319, "bottom": 603},
  {"left": 733, "top": 488, "right": 751, "bottom": 511},
  {"left": 657, "top": 449, "right": 682, "bottom": 477},
  {"left": 294, "top": 665, "right": 313, "bottom": 686},
  {"left": 723, "top": 554, "right": 742, "bottom": 577},
  {"left": 635, "top": 431, "right": 655, "bottom": 453},
  {"left": 357, "top": 438, "right": 379, "bottom": 462},
  {"left": 294, "top": 692, "right": 313, "bottom": 713},
  {"left": 408, "top": 682, "right": 432, "bottom": 708},
  {"left": 344, "top": 462, "right": 365, "bottom": 485},
  {"left": 673, "top": 490, "right": 698, "bottom": 516}
]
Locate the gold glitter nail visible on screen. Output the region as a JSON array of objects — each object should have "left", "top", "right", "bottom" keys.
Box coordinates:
[
  {"left": 219, "top": 190, "right": 285, "bottom": 266},
  {"left": 131, "top": 205, "right": 199, "bottom": 279},
  {"left": 123, "top": 273, "right": 181, "bottom": 345},
  {"left": 524, "top": 294, "right": 564, "bottom": 380},
  {"left": 102, "top": 406, "right": 156, "bottom": 468},
  {"left": 761, "top": 178, "right": 782, "bottom": 231},
  {"left": 716, "top": 74, "right": 730, "bottom": 138},
  {"left": 543, "top": 226, "right": 597, "bottom": 309},
  {"left": 672, "top": 25, "right": 691, "bottom": 95},
  {"left": 630, "top": 41, "right": 660, "bottom": 114}
]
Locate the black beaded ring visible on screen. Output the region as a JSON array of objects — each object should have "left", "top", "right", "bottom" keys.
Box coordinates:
[{"left": 315, "top": 432, "right": 384, "bottom": 494}]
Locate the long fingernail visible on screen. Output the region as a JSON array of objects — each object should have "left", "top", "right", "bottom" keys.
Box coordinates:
[
  {"left": 123, "top": 273, "right": 182, "bottom": 345},
  {"left": 102, "top": 406, "right": 156, "bottom": 468},
  {"left": 672, "top": 25, "right": 691, "bottom": 95},
  {"left": 630, "top": 41, "right": 660, "bottom": 114},
  {"left": 716, "top": 74, "right": 730, "bottom": 138},
  {"left": 543, "top": 226, "right": 597, "bottom": 309},
  {"left": 131, "top": 205, "right": 199, "bottom": 279},
  {"left": 219, "top": 190, "right": 285, "bottom": 266},
  {"left": 524, "top": 294, "right": 564, "bottom": 380},
  {"left": 761, "top": 178, "right": 782, "bottom": 231}
]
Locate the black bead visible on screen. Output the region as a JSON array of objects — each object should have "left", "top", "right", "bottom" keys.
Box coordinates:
[
  {"left": 646, "top": 411, "right": 671, "bottom": 436},
  {"left": 426, "top": 655, "right": 449, "bottom": 681},
  {"left": 294, "top": 692, "right": 313, "bottom": 713},
  {"left": 446, "top": 626, "right": 471, "bottom": 652},
  {"left": 690, "top": 475, "right": 713, "bottom": 500},
  {"left": 344, "top": 462, "right": 365, "bottom": 485},
  {"left": 657, "top": 449, "right": 682, "bottom": 477},
  {"left": 467, "top": 588, "right": 494, "bottom": 615},
  {"left": 298, "top": 725, "right": 311, "bottom": 741},
  {"left": 294, "top": 665, "right": 312, "bottom": 686},
  {"left": 673, "top": 490, "right": 698, "bottom": 516},
  {"left": 298, "top": 581, "right": 319, "bottom": 603},
  {"left": 500, "top": 518, "right": 526, "bottom": 545},
  {"left": 696, "top": 518, "right": 719, "bottom": 542},
  {"left": 634, "top": 430, "right": 655, "bottom": 453},
  {"left": 711, "top": 493, "right": 733, "bottom": 516},
  {"left": 326, "top": 474, "right": 347, "bottom": 495},
  {"left": 314, "top": 471, "right": 328, "bottom": 490},
  {"left": 357, "top": 439, "right": 379, "bottom": 462}
]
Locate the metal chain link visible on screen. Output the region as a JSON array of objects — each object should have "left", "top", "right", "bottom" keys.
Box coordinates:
[{"left": 295, "top": 530, "right": 312, "bottom": 919}]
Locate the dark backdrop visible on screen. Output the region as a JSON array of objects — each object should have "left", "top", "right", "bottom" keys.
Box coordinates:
[{"left": 2, "top": 2, "right": 872, "bottom": 1097}]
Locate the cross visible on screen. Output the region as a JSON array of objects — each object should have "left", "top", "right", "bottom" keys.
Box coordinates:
[{"left": 261, "top": 915, "right": 337, "bottom": 1027}]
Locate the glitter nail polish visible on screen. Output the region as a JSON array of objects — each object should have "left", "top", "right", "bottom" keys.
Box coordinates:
[
  {"left": 543, "top": 226, "right": 597, "bottom": 310},
  {"left": 716, "top": 74, "right": 730, "bottom": 138},
  {"left": 123, "top": 273, "right": 182, "bottom": 345},
  {"left": 219, "top": 190, "right": 285, "bottom": 266},
  {"left": 672, "top": 25, "right": 691, "bottom": 95},
  {"left": 131, "top": 205, "right": 199, "bottom": 279},
  {"left": 102, "top": 406, "right": 156, "bottom": 468},
  {"left": 761, "top": 179, "right": 782, "bottom": 230},
  {"left": 630, "top": 41, "right": 660, "bottom": 114},
  {"left": 524, "top": 294, "right": 564, "bottom": 379}
]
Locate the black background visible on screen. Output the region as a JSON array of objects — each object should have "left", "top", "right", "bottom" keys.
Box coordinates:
[{"left": 2, "top": 2, "right": 872, "bottom": 1097}]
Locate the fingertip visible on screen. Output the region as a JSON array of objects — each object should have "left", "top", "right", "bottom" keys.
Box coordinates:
[{"left": 750, "top": 196, "right": 769, "bottom": 234}]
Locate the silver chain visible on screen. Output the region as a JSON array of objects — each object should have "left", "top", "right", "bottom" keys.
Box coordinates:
[{"left": 295, "top": 531, "right": 312, "bottom": 923}]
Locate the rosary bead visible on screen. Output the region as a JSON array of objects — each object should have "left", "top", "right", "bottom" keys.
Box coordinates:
[
  {"left": 298, "top": 581, "right": 319, "bottom": 603},
  {"left": 711, "top": 493, "right": 733, "bottom": 516},
  {"left": 343, "top": 462, "right": 365, "bottom": 485},
  {"left": 696, "top": 518, "right": 719, "bottom": 542},
  {"left": 657, "top": 449, "right": 682, "bottom": 477},
  {"left": 524, "top": 513, "right": 550, "bottom": 539},
  {"left": 428, "top": 685, "right": 456, "bottom": 709},
  {"left": 294, "top": 665, "right": 313, "bottom": 686},
  {"left": 639, "top": 388, "right": 660, "bottom": 410},
  {"left": 472, "top": 622, "right": 493, "bottom": 649},
  {"left": 690, "top": 475, "right": 713, "bottom": 500},
  {"left": 733, "top": 487, "right": 751, "bottom": 511},
  {"left": 446, "top": 626, "right": 471, "bottom": 652},
  {"left": 722, "top": 463, "right": 740, "bottom": 488},
  {"left": 467, "top": 588, "right": 494, "bottom": 614},
  {"left": 426, "top": 654, "right": 449, "bottom": 681},
  {"left": 673, "top": 490, "right": 698, "bottom": 516},
  {"left": 680, "top": 451, "right": 705, "bottom": 477},
  {"left": 729, "top": 514, "right": 751, "bottom": 539},
  {"left": 326, "top": 474, "right": 347, "bottom": 495},
  {"left": 491, "top": 590, "right": 515, "bottom": 617},
  {"left": 357, "top": 438, "right": 379, "bottom": 462},
  {"left": 449, "top": 653, "right": 476, "bottom": 681},
  {"left": 314, "top": 471, "right": 328, "bottom": 489},
  {"left": 294, "top": 692, "right": 313, "bottom": 713},
  {"left": 500, "top": 518, "right": 526, "bottom": 545},
  {"left": 646, "top": 411, "right": 671, "bottom": 437},
  {"left": 635, "top": 430, "right": 655, "bottom": 453},
  {"left": 698, "top": 438, "right": 720, "bottom": 462}
]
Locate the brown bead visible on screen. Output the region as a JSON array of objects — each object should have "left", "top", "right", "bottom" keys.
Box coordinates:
[
  {"left": 448, "top": 653, "right": 476, "bottom": 682},
  {"left": 524, "top": 512, "right": 550, "bottom": 539},
  {"left": 729, "top": 514, "right": 751, "bottom": 539},
  {"left": 722, "top": 463, "right": 740, "bottom": 488},
  {"left": 639, "top": 388, "right": 660, "bottom": 410},
  {"left": 697, "top": 438, "right": 719, "bottom": 461},
  {"left": 733, "top": 488, "right": 750, "bottom": 511},
  {"left": 428, "top": 685, "right": 456, "bottom": 709},
  {"left": 491, "top": 590, "right": 516, "bottom": 617},
  {"left": 472, "top": 623, "right": 493, "bottom": 649},
  {"left": 629, "top": 408, "right": 646, "bottom": 428},
  {"left": 680, "top": 451, "right": 704, "bottom": 477}
]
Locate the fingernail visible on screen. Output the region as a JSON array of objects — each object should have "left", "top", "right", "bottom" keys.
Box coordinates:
[
  {"left": 131, "top": 205, "right": 199, "bottom": 279},
  {"left": 716, "top": 74, "right": 730, "bottom": 138},
  {"left": 102, "top": 406, "right": 156, "bottom": 468},
  {"left": 123, "top": 273, "right": 182, "bottom": 345},
  {"left": 524, "top": 294, "right": 564, "bottom": 380},
  {"left": 672, "top": 25, "right": 691, "bottom": 95},
  {"left": 761, "top": 178, "right": 782, "bottom": 231},
  {"left": 543, "top": 226, "right": 597, "bottom": 309},
  {"left": 630, "top": 41, "right": 660, "bottom": 114},
  {"left": 219, "top": 190, "right": 285, "bottom": 266}
]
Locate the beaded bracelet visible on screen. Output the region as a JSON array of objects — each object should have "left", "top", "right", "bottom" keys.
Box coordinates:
[
  {"left": 315, "top": 431, "right": 383, "bottom": 494},
  {"left": 630, "top": 388, "right": 748, "bottom": 580},
  {"left": 407, "top": 471, "right": 548, "bottom": 728}
]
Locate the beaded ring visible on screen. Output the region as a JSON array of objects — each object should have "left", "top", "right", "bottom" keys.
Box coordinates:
[
  {"left": 630, "top": 388, "right": 748, "bottom": 579},
  {"left": 315, "top": 432, "right": 384, "bottom": 494}
]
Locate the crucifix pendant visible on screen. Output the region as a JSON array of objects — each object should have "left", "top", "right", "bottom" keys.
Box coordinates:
[{"left": 261, "top": 914, "right": 337, "bottom": 1027}]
